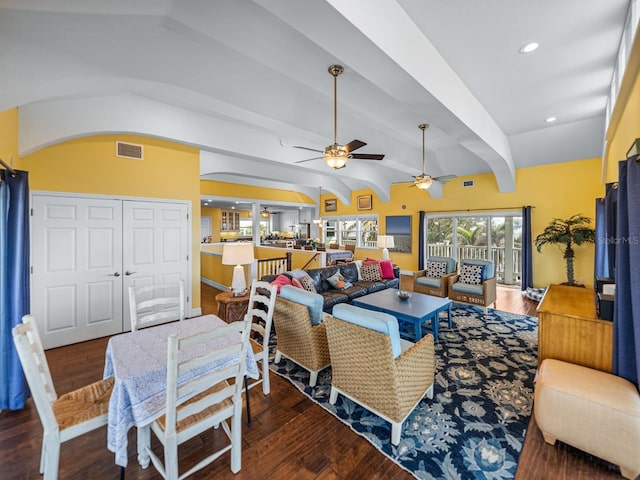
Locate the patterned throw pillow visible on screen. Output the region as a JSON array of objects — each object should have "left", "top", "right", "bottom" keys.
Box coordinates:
[
  {"left": 299, "top": 273, "right": 317, "bottom": 293},
  {"left": 459, "top": 264, "right": 484, "bottom": 285},
  {"left": 326, "top": 271, "right": 353, "bottom": 290},
  {"left": 360, "top": 262, "right": 382, "bottom": 282},
  {"left": 426, "top": 260, "right": 447, "bottom": 278}
]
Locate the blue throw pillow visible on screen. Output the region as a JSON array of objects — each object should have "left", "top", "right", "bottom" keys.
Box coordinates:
[{"left": 279, "top": 285, "right": 324, "bottom": 325}]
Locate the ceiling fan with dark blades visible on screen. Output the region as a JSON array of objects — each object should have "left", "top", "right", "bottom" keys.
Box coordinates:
[
  {"left": 394, "top": 123, "right": 456, "bottom": 190},
  {"left": 294, "top": 65, "right": 385, "bottom": 170}
]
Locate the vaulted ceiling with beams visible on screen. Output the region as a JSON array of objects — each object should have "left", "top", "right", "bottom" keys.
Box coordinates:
[{"left": 0, "top": 0, "right": 630, "bottom": 204}]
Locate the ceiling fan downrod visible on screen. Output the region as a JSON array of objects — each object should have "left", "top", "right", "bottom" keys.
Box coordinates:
[{"left": 328, "top": 65, "right": 344, "bottom": 146}]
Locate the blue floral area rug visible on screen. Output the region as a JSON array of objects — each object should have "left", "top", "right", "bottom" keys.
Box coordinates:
[{"left": 269, "top": 303, "right": 538, "bottom": 480}]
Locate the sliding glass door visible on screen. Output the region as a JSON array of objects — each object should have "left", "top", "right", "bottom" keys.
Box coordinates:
[{"left": 425, "top": 212, "right": 522, "bottom": 285}]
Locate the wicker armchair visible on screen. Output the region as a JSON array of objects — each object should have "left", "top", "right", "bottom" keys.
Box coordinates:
[
  {"left": 413, "top": 256, "right": 457, "bottom": 298},
  {"left": 325, "top": 306, "right": 435, "bottom": 446},
  {"left": 273, "top": 296, "right": 331, "bottom": 387},
  {"left": 448, "top": 259, "right": 497, "bottom": 313}
]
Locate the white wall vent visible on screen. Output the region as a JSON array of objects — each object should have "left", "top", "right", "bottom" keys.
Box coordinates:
[
  {"left": 462, "top": 179, "right": 475, "bottom": 188},
  {"left": 116, "top": 141, "right": 143, "bottom": 160}
]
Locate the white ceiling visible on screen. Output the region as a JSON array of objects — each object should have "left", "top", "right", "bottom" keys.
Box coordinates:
[{"left": 0, "top": 0, "right": 630, "bottom": 207}]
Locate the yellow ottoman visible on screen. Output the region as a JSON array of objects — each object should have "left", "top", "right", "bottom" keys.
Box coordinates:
[{"left": 534, "top": 359, "right": 640, "bottom": 480}]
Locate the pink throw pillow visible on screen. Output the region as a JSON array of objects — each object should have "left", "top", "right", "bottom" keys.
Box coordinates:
[
  {"left": 271, "top": 274, "right": 292, "bottom": 293},
  {"left": 380, "top": 259, "right": 395, "bottom": 279}
]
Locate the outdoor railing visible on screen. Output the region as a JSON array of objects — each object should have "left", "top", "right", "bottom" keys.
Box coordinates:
[{"left": 427, "top": 244, "right": 521, "bottom": 284}]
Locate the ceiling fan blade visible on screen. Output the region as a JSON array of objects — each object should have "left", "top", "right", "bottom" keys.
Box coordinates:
[
  {"left": 293, "top": 145, "right": 325, "bottom": 153},
  {"left": 434, "top": 174, "right": 457, "bottom": 183},
  {"left": 294, "top": 156, "right": 324, "bottom": 163},
  {"left": 350, "top": 153, "right": 385, "bottom": 160},
  {"left": 344, "top": 139, "right": 366, "bottom": 153}
]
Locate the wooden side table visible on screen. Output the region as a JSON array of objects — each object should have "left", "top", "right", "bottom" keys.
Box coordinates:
[{"left": 215, "top": 290, "right": 250, "bottom": 323}]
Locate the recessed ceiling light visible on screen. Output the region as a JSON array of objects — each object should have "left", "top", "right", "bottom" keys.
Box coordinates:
[
  {"left": 204, "top": 202, "right": 208, "bottom": 206},
  {"left": 519, "top": 42, "right": 539, "bottom": 54},
  {"left": 545, "top": 116, "right": 557, "bottom": 123}
]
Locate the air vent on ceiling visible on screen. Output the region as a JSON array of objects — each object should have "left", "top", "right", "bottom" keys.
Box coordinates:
[
  {"left": 116, "top": 141, "right": 143, "bottom": 160},
  {"left": 462, "top": 179, "right": 475, "bottom": 188}
]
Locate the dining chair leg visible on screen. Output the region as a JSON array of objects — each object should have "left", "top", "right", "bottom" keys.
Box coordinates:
[{"left": 244, "top": 375, "right": 252, "bottom": 426}]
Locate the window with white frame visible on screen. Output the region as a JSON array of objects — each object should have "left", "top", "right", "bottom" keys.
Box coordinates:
[{"left": 322, "top": 215, "right": 378, "bottom": 248}]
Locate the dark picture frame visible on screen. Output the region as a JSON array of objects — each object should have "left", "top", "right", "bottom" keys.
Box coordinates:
[
  {"left": 386, "top": 215, "right": 412, "bottom": 253},
  {"left": 324, "top": 198, "right": 337, "bottom": 212},
  {"left": 357, "top": 194, "right": 372, "bottom": 210}
]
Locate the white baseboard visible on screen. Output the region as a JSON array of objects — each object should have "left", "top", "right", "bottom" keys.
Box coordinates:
[{"left": 201, "top": 276, "right": 228, "bottom": 291}]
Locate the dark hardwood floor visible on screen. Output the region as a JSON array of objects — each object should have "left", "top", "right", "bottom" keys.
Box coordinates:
[{"left": 0, "top": 281, "right": 624, "bottom": 479}]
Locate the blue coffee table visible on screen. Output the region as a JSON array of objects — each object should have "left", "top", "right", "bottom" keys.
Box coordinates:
[{"left": 352, "top": 289, "right": 452, "bottom": 341}]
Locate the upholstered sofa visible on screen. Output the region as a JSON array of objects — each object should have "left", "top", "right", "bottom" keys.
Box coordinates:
[{"left": 263, "top": 261, "right": 399, "bottom": 313}]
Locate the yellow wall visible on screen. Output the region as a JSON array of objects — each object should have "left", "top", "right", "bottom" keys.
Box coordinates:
[
  {"left": 21, "top": 134, "right": 203, "bottom": 309},
  {"left": 0, "top": 108, "right": 20, "bottom": 170},
  {"left": 201, "top": 179, "right": 315, "bottom": 204},
  {"left": 321, "top": 158, "right": 602, "bottom": 288},
  {"left": 604, "top": 29, "right": 640, "bottom": 182},
  {"left": 605, "top": 69, "right": 640, "bottom": 182}
]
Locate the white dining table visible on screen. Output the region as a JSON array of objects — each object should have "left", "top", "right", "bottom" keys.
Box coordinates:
[{"left": 103, "top": 314, "right": 258, "bottom": 468}]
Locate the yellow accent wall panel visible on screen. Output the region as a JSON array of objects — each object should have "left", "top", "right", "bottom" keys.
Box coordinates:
[{"left": 22, "top": 134, "right": 202, "bottom": 309}]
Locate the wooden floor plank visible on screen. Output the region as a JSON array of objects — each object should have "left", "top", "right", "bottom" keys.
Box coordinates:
[{"left": 0, "top": 281, "right": 623, "bottom": 479}]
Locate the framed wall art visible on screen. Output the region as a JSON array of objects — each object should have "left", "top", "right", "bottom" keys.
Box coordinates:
[
  {"left": 324, "top": 198, "right": 337, "bottom": 212},
  {"left": 386, "top": 215, "right": 412, "bottom": 253},
  {"left": 357, "top": 194, "right": 372, "bottom": 210}
]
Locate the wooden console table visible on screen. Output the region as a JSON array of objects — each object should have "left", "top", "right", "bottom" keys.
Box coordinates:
[
  {"left": 215, "top": 290, "right": 250, "bottom": 323},
  {"left": 537, "top": 284, "right": 613, "bottom": 372}
]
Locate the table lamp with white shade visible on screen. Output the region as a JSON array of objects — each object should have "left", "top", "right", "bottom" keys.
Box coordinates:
[
  {"left": 377, "top": 235, "right": 395, "bottom": 261},
  {"left": 222, "top": 242, "right": 255, "bottom": 296}
]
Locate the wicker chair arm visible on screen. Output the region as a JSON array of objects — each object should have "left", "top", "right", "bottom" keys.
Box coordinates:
[
  {"left": 413, "top": 269, "right": 427, "bottom": 280},
  {"left": 482, "top": 276, "right": 497, "bottom": 304},
  {"left": 395, "top": 334, "right": 435, "bottom": 383}
]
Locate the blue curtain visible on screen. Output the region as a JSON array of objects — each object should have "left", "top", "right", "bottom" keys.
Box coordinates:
[
  {"left": 594, "top": 197, "right": 608, "bottom": 279},
  {"left": 418, "top": 211, "right": 426, "bottom": 270},
  {"left": 605, "top": 182, "right": 618, "bottom": 278},
  {"left": 521, "top": 206, "right": 533, "bottom": 290},
  {"left": 0, "top": 169, "right": 30, "bottom": 410},
  {"left": 613, "top": 157, "right": 640, "bottom": 386}
]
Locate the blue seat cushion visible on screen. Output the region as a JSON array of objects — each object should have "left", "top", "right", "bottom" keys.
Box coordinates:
[
  {"left": 332, "top": 303, "right": 402, "bottom": 358},
  {"left": 461, "top": 259, "right": 494, "bottom": 279},
  {"left": 451, "top": 282, "right": 484, "bottom": 295},
  {"left": 280, "top": 285, "right": 324, "bottom": 325},
  {"left": 429, "top": 256, "right": 456, "bottom": 274},
  {"left": 416, "top": 276, "right": 442, "bottom": 288}
]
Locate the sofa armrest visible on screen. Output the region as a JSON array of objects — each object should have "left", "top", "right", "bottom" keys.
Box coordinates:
[{"left": 448, "top": 273, "right": 460, "bottom": 287}]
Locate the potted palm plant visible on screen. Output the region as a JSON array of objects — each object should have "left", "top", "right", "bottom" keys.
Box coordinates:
[{"left": 535, "top": 214, "right": 596, "bottom": 286}]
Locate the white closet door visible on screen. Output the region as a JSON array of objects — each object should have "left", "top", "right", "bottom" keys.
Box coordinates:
[
  {"left": 122, "top": 200, "right": 189, "bottom": 330},
  {"left": 31, "top": 195, "right": 124, "bottom": 349}
]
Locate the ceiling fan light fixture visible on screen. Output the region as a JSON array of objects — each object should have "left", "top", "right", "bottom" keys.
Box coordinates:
[
  {"left": 260, "top": 207, "right": 270, "bottom": 218},
  {"left": 415, "top": 177, "right": 433, "bottom": 190},
  {"left": 323, "top": 152, "right": 349, "bottom": 169}
]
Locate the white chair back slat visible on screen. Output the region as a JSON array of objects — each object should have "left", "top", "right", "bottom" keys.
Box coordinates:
[
  {"left": 246, "top": 280, "right": 277, "bottom": 395},
  {"left": 146, "top": 314, "right": 252, "bottom": 477},
  {"left": 129, "top": 280, "right": 185, "bottom": 331}
]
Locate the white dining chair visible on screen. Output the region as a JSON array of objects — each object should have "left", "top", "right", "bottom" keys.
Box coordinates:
[
  {"left": 128, "top": 280, "right": 185, "bottom": 331},
  {"left": 12, "top": 315, "right": 115, "bottom": 480},
  {"left": 143, "top": 314, "right": 252, "bottom": 479},
  {"left": 246, "top": 280, "right": 277, "bottom": 396}
]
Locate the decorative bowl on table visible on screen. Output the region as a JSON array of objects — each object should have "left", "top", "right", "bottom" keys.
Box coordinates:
[{"left": 397, "top": 290, "right": 412, "bottom": 300}]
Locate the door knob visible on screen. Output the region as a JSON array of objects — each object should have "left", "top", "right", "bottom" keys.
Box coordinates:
[
  {"left": 108, "top": 272, "right": 121, "bottom": 277},
  {"left": 125, "top": 271, "right": 136, "bottom": 276}
]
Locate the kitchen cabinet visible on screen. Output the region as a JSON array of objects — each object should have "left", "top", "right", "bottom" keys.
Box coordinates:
[{"left": 221, "top": 210, "right": 240, "bottom": 231}]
